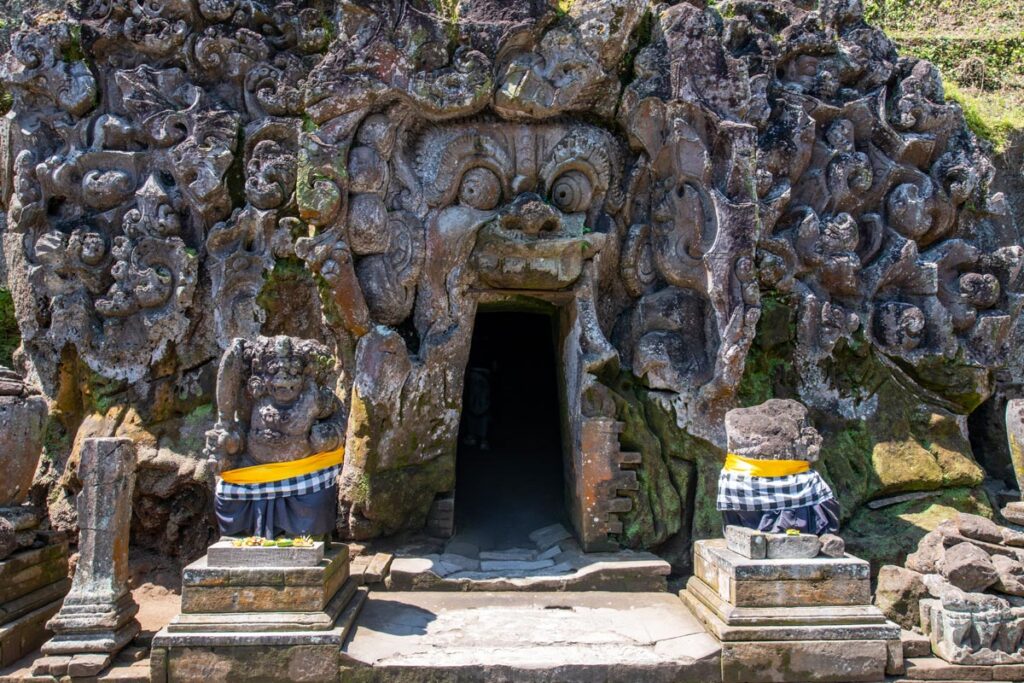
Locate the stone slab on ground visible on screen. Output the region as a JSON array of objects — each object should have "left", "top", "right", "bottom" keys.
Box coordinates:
[
  {"left": 387, "top": 549, "right": 669, "bottom": 592},
  {"left": 529, "top": 524, "right": 573, "bottom": 551},
  {"left": 902, "top": 629, "right": 933, "bottom": 659},
  {"left": 903, "top": 656, "right": 994, "bottom": 680},
  {"left": 340, "top": 591, "right": 720, "bottom": 683},
  {"left": 206, "top": 540, "right": 325, "bottom": 568}
]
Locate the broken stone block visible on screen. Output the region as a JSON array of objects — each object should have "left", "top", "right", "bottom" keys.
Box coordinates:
[
  {"left": 906, "top": 529, "right": 947, "bottom": 574},
  {"left": 1004, "top": 502, "right": 1024, "bottom": 527},
  {"left": 765, "top": 532, "right": 821, "bottom": 559},
  {"left": 725, "top": 526, "right": 767, "bottom": 559},
  {"left": 992, "top": 554, "right": 1024, "bottom": 596},
  {"left": 479, "top": 559, "right": 554, "bottom": 572},
  {"left": 0, "top": 368, "right": 47, "bottom": 508},
  {"left": 956, "top": 512, "right": 1007, "bottom": 545},
  {"left": 819, "top": 534, "right": 846, "bottom": 558},
  {"left": 874, "top": 565, "right": 929, "bottom": 630},
  {"left": 724, "top": 399, "right": 823, "bottom": 462},
  {"left": 940, "top": 541, "right": 999, "bottom": 593},
  {"left": 529, "top": 524, "right": 573, "bottom": 551}
]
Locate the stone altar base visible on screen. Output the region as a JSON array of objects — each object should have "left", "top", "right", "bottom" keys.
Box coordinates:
[
  {"left": 680, "top": 538, "right": 902, "bottom": 683},
  {"left": 0, "top": 542, "right": 69, "bottom": 668},
  {"left": 151, "top": 544, "right": 365, "bottom": 682}
]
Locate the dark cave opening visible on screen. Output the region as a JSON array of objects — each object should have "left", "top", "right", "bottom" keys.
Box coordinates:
[{"left": 454, "top": 310, "right": 568, "bottom": 549}]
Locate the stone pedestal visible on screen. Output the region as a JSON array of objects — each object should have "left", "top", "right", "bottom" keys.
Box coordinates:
[
  {"left": 36, "top": 438, "right": 140, "bottom": 678},
  {"left": 0, "top": 540, "right": 70, "bottom": 667},
  {"left": 680, "top": 537, "right": 901, "bottom": 683},
  {"left": 151, "top": 543, "right": 365, "bottom": 682}
]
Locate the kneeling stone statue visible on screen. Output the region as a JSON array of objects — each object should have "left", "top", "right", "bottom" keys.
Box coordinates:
[
  {"left": 716, "top": 398, "right": 840, "bottom": 535},
  {"left": 204, "top": 336, "right": 347, "bottom": 539}
]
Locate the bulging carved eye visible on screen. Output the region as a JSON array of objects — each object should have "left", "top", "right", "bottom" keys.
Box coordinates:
[
  {"left": 458, "top": 167, "right": 501, "bottom": 210},
  {"left": 550, "top": 171, "right": 592, "bottom": 213}
]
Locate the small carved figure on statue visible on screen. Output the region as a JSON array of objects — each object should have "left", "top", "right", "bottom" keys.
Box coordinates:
[
  {"left": 716, "top": 399, "right": 840, "bottom": 536},
  {"left": 204, "top": 336, "right": 347, "bottom": 540}
]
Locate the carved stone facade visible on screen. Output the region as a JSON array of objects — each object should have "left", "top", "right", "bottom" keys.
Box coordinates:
[{"left": 0, "top": 0, "right": 1019, "bottom": 562}]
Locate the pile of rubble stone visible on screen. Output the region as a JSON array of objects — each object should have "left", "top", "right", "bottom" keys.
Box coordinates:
[{"left": 877, "top": 512, "right": 1024, "bottom": 668}]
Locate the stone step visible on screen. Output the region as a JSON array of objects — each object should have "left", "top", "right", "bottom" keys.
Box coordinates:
[
  {"left": 892, "top": 657, "right": 1024, "bottom": 681},
  {"left": 387, "top": 550, "right": 670, "bottom": 592},
  {"left": 341, "top": 591, "right": 720, "bottom": 682}
]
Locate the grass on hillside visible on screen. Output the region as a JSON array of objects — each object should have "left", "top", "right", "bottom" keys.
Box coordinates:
[{"left": 865, "top": 0, "right": 1024, "bottom": 153}]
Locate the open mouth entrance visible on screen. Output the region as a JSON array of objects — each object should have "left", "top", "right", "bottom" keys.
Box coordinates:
[{"left": 454, "top": 310, "right": 567, "bottom": 549}]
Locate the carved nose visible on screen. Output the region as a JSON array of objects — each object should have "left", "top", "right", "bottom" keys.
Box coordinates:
[{"left": 500, "top": 193, "right": 561, "bottom": 235}]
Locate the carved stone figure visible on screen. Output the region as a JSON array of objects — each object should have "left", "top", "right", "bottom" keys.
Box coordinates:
[
  {"left": 717, "top": 399, "right": 839, "bottom": 536},
  {"left": 204, "top": 335, "right": 347, "bottom": 539}
]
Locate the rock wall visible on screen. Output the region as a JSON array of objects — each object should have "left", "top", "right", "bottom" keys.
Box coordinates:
[{"left": 0, "top": 0, "right": 1019, "bottom": 567}]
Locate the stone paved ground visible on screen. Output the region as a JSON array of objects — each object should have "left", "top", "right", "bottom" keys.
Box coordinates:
[{"left": 340, "top": 591, "right": 721, "bottom": 682}]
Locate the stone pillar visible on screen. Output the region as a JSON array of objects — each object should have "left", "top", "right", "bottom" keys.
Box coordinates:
[
  {"left": 1003, "top": 399, "right": 1024, "bottom": 525},
  {"left": 36, "top": 437, "right": 140, "bottom": 678}
]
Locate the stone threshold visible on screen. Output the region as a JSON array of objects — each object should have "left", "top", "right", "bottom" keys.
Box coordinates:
[{"left": 359, "top": 523, "right": 672, "bottom": 592}]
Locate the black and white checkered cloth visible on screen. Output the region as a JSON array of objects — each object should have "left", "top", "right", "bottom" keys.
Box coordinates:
[
  {"left": 716, "top": 469, "right": 835, "bottom": 512},
  {"left": 216, "top": 463, "right": 342, "bottom": 501}
]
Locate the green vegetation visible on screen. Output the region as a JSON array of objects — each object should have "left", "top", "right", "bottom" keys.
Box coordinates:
[
  {"left": 0, "top": 288, "right": 19, "bottom": 367},
  {"left": 866, "top": 0, "right": 1024, "bottom": 152}
]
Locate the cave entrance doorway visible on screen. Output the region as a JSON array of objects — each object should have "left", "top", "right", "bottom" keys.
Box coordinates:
[{"left": 454, "top": 309, "right": 569, "bottom": 549}]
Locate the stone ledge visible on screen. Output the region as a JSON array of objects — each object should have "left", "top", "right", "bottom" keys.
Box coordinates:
[
  {"left": 0, "top": 599, "right": 60, "bottom": 668},
  {"left": 167, "top": 578, "right": 358, "bottom": 633},
  {"left": 680, "top": 585, "right": 899, "bottom": 643},
  {"left": 152, "top": 587, "right": 366, "bottom": 649}
]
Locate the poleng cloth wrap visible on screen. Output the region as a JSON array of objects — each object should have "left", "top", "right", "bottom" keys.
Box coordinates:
[
  {"left": 717, "top": 452, "right": 834, "bottom": 512},
  {"left": 216, "top": 447, "right": 344, "bottom": 502}
]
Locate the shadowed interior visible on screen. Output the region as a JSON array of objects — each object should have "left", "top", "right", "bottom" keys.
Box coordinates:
[{"left": 454, "top": 311, "right": 567, "bottom": 549}]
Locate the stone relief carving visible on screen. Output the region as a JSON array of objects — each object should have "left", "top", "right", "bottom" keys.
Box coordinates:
[{"left": 0, "top": 0, "right": 1019, "bottom": 555}]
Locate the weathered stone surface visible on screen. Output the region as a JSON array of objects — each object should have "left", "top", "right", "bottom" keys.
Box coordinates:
[
  {"left": 180, "top": 546, "right": 349, "bottom": 614},
  {"left": 206, "top": 541, "right": 326, "bottom": 568},
  {"left": 903, "top": 656, "right": 995, "bottom": 680},
  {"left": 0, "top": 0, "right": 1014, "bottom": 565},
  {"left": 941, "top": 542, "right": 999, "bottom": 593},
  {"left": 341, "top": 591, "right": 720, "bottom": 682},
  {"left": 875, "top": 565, "right": 930, "bottom": 630},
  {"left": 1004, "top": 503, "right": 1024, "bottom": 527},
  {"left": 0, "top": 598, "right": 61, "bottom": 668},
  {"left": 40, "top": 438, "right": 139, "bottom": 672},
  {"left": 0, "top": 368, "right": 47, "bottom": 510},
  {"left": 820, "top": 534, "right": 846, "bottom": 559},
  {"left": 957, "top": 513, "right": 1009, "bottom": 545},
  {"left": 725, "top": 400, "right": 823, "bottom": 462},
  {"left": 765, "top": 533, "right": 822, "bottom": 559},
  {"left": 720, "top": 639, "right": 889, "bottom": 683},
  {"left": 901, "top": 629, "right": 932, "bottom": 659},
  {"left": 991, "top": 554, "right": 1024, "bottom": 596},
  {"left": 725, "top": 526, "right": 767, "bottom": 560}
]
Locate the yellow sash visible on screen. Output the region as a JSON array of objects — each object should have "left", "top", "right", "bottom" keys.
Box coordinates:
[
  {"left": 220, "top": 446, "right": 345, "bottom": 485},
  {"left": 724, "top": 453, "right": 809, "bottom": 478}
]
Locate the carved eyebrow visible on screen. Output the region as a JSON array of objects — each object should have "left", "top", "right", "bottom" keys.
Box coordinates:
[{"left": 423, "top": 131, "right": 512, "bottom": 207}]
